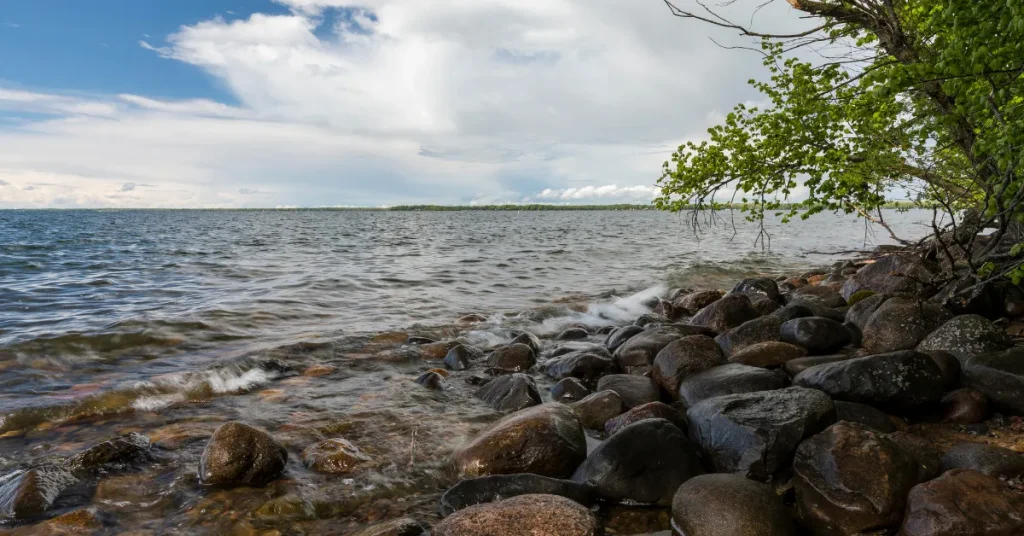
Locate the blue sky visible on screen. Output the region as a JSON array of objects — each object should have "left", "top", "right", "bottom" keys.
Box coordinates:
[{"left": 0, "top": 0, "right": 803, "bottom": 208}]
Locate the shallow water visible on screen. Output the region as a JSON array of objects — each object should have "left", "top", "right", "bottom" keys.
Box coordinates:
[{"left": 0, "top": 208, "right": 931, "bottom": 534}]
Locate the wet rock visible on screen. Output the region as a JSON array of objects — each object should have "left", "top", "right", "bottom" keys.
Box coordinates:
[
  {"left": 651, "top": 335, "right": 726, "bottom": 399},
  {"left": 301, "top": 438, "right": 371, "bottom": 474},
  {"left": 847, "top": 289, "right": 876, "bottom": 305},
  {"left": 457, "top": 313, "right": 489, "bottom": 325},
  {"left": 406, "top": 336, "right": 436, "bottom": 345},
  {"left": 751, "top": 296, "right": 782, "bottom": 316},
  {"left": 550, "top": 377, "right": 590, "bottom": 403},
  {"left": 917, "top": 314, "right": 1011, "bottom": 364},
  {"left": 772, "top": 304, "right": 815, "bottom": 323},
  {"left": 419, "top": 340, "right": 464, "bottom": 360},
  {"left": 572, "top": 419, "right": 702, "bottom": 505},
  {"left": 613, "top": 325, "right": 713, "bottom": 372},
  {"left": 454, "top": 404, "right": 586, "bottom": 479},
  {"left": 843, "top": 293, "right": 890, "bottom": 330},
  {"left": 783, "top": 353, "right": 855, "bottom": 377},
  {"left": 941, "top": 388, "right": 988, "bottom": 423},
  {"left": 509, "top": 332, "right": 541, "bottom": 354},
  {"left": 793, "top": 350, "right": 945, "bottom": 412},
  {"left": 963, "top": 347, "right": 1024, "bottom": 414},
  {"left": 714, "top": 316, "right": 782, "bottom": 357},
  {"left": 415, "top": 371, "right": 445, "bottom": 390},
  {"left": 474, "top": 373, "right": 541, "bottom": 412},
  {"left": 780, "top": 317, "right": 852, "bottom": 355},
  {"left": 351, "top": 518, "right": 428, "bottom": 536},
  {"left": 677, "top": 364, "right": 788, "bottom": 408},
  {"left": 671, "top": 473, "right": 795, "bottom": 536},
  {"left": 676, "top": 290, "right": 723, "bottom": 315},
  {"left": 68, "top": 432, "right": 151, "bottom": 474},
  {"left": 569, "top": 390, "right": 624, "bottom": 430},
  {"left": 199, "top": 422, "right": 288, "bottom": 487},
  {"left": 604, "top": 325, "right": 644, "bottom": 352},
  {"left": 923, "top": 350, "right": 962, "bottom": 388},
  {"left": 0, "top": 466, "right": 76, "bottom": 521},
  {"left": 941, "top": 442, "right": 1024, "bottom": 478},
  {"left": 731, "top": 277, "right": 781, "bottom": 304},
  {"left": 486, "top": 343, "right": 536, "bottom": 373},
  {"left": 556, "top": 327, "right": 589, "bottom": 341},
  {"left": 34, "top": 508, "right": 104, "bottom": 533},
  {"left": 686, "top": 387, "right": 836, "bottom": 481},
  {"left": 596, "top": 374, "right": 660, "bottom": 409},
  {"left": 792, "top": 286, "right": 846, "bottom": 308},
  {"left": 839, "top": 254, "right": 941, "bottom": 301},
  {"left": 730, "top": 341, "right": 807, "bottom": 368},
  {"left": 653, "top": 299, "right": 683, "bottom": 321},
  {"left": 439, "top": 474, "right": 597, "bottom": 516},
  {"left": 793, "top": 422, "right": 919, "bottom": 535},
  {"left": 548, "top": 342, "right": 610, "bottom": 358},
  {"left": 833, "top": 401, "right": 897, "bottom": 432},
  {"left": 604, "top": 401, "right": 688, "bottom": 436},
  {"left": 690, "top": 294, "right": 760, "bottom": 334},
  {"left": 433, "top": 494, "right": 598, "bottom": 536},
  {"left": 444, "top": 345, "right": 480, "bottom": 371},
  {"left": 899, "top": 469, "right": 1024, "bottom": 536},
  {"left": 543, "top": 349, "right": 618, "bottom": 387},
  {"left": 861, "top": 298, "right": 954, "bottom": 354},
  {"left": 888, "top": 431, "right": 944, "bottom": 482},
  {"left": 785, "top": 297, "right": 846, "bottom": 323}
]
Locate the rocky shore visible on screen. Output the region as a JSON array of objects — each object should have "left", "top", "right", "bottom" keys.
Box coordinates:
[{"left": 3, "top": 249, "right": 1024, "bottom": 535}]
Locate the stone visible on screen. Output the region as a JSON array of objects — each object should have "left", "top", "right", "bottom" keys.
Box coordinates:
[
  {"left": 550, "top": 377, "right": 590, "bottom": 403},
  {"left": 923, "top": 350, "right": 962, "bottom": 388},
  {"left": 792, "top": 286, "right": 847, "bottom": 308},
  {"left": 676, "top": 290, "right": 723, "bottom": 315},
  {"left": 439, "top": 474, "right": 597, "bottom": 516},
  {"left": 888, "top": 431, "right": 944, "bottom": 482},
  {"left": 613, "top": 325, "right": 713, "bottom": 372},
  {"left": 199, "top": 422, "right": 287, "bottom": 487},
  {"left": 604, "top": 401, "right": 688, "bottom": 436},
  {"left": 604, "top": 325, "right": 644, "bottom": 352},
  {"left": 941, "top": 388, "right": 988, "bottom": 423},
  {"left": 729, "top": 341, "right": 807, "bottom": 368},
  {"left": 779, "top": 317, "right": 852, "bottom": 355},
  {"left": 571, "top": 419, "right": 702, "bottom": 505},
  {"left": 454, "top": 404, "right": 586, "bottom": 479},
  {"left": 653, "top": 299, "right": 683, "bottom": 321},
  {"left": 509, "top": 332, "right": 541, "bottom": 354},
  {"left": 671, "top": 473, "right": 795, "bottom": 536},
  {"left": 433, "top": 494, "right": 598, "bottom": 536},
  {"left": 714, "top": 316, "right": 782, "bottom": 357},
  {"left": 785, "top": 297, "right": 846, "bottom": 323},
  {"left": 731, "top": 277, "right": 781, "bottom": 303},
  {"left": 415, "top": 371, "right": 445, "bottom": 390},
  {"left": 793, "top": 422, "right": 919, "bottom": 535},
  {"left": 569, "top": 390, "right": 624, "bottom": 430},
  {"left": 444, "top": 345, "right": 479, "bottom": 371},
  {"left": 651, "top": 335, "right": 727, "bottom": 399},
  {"left": 899, "top": 469, "right": 1024, "bottom": 536},
  {"left": 847, "top": 290, "right": 876, "bottom": 305},
  {"left": 68, "top": 432, "right": 151, "bottom": 474},
  {"left": 542, "top": 349, "right": 618, "bottom": 387},
  {"left": 486, "top": 343, "right": 536, "bottom": 373},
  {"left": 686, "top": 387, "right": 836, "bottom": 481},
  {"left": 941, "top": 442, "right": 1024, "bottom": 478},
  {"left": 351, "top": 518, "right": 427, "bottom": 536},
  {"left": 862, "top": 298, "right": 953, "bottom": 354},
  {"left": 301, "top": 438, "right": 370, "bottom": 474},
  {"left": 596, "top": 374, "right": 660, "bottom": 409},
  {"left": 406, "top": 336, "right": 436, "bottom": 345},
  {"left": 833, "top": 401, "right": 897, "bottom": 432},
  {"left": 0, "top": 466, "right": 76, "bottom": 521},
  {"left": 917, "top": 314, "right": 1011, "bottom": 364},
  {"left": 752, "top": 296, "right": 782, "bottom": 316},
  {"left": 677, "top": 364, "right": 788, "bottom": 408},
  {"left": 783, "top": 353, "right": 855, "bottom": 377},
  {"left": 839, "top": 254, "right": 940, "bottom": 300},
  {"left": 772, "top": 304, "right": 815, "bottom": 323},
  {"left": 556, "top": 327, "right": 589, "bottom": 341},
  {"left": 548, "top": 341, "right": 610, "bottom": 358},
  {"left": 843, "top": 293, "right": 890, "bottom": 330},
  {"left": 963, "top": 347, "right": 1024, "bottom": 414},
  {"left": 793, "top": 351, "right": 945, "bottom": 412},
  {"left": 473, "top": 373, "right": 541, "bottom": 412},
  {"left": 690, "top": 294, "right": 760, "bottom": 334}
]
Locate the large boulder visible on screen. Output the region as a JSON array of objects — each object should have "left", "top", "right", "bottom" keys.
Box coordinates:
[
  {"left": 793, "top": 422, "right": 919, "bottom": 535},
  {"left": 433, "top": 494, "right": 599, "bottom": 536},
  {"left": 596, "top": 374, "right": 660, "bottom": 409},
  {"left": 604, "top": 325, "right": 644, "bottom": 352},
  {"left": 454, "top": 404, "right": 586, "bottom": 479},
  {"left": 486, "top": 344, "right": 536, "bottom": 373},
  {"left": 861, "top": 298, "right": 953, "bottom": 354},
  {"left": 571, "top": 419, "right": 702, "bottom": 505},
  {"left": 671, "top": 473, "right": 796, "bottom": 536},
  {"left": 686, "top": 387, "right": 836, "bottom": 481},
  {"left": 651, "top": 335, "right": 726, "bottom": 399},
  {"left": 543, "top": 349, "right": 618, "bottom": 387},
  {"left": 690, "top": 294, "right": 760, "bottom": 334},
  {"left": 843, "top": 293, "right": 890, "bottom": 330},
  {"left": 474, "top": 373, "right": 541, "bottom": 412},
  {"left": 899, "top": 469, "right": 1024, "bottom": 536},
  {"left": 731, "top": 277, "right": 781, "bottom": 304},
  {"left": 199, "top": 422, "right": 288, "bottom": 487},
  {"left": 917, "top": 314, "right": 1011, "bottom": 364},
  {"left": 604, "top": 401, "right": 688, "bottom": 436},
  {"left": 839, "top": 254, "right": 941, "bottom": 300},
  {"left": 730, "top": 341, "right": 807, "bottom": 368},
  {"left": 613, "top": 325, "right": 712, "bottom": 373},
  {"left": 793, "top": 351, "right": 945, "bottom": 412},
  {"left": 963, "top": 347, "right": 1024, "bottom": 414},
  {"left": 439, "top": 474, "right": 596, "bottom": 516},
  {"left": 780, "top": 317, "right": 852, "bottom": 355},
  {"left": 940, "top": 442, "right": 1024, "bottom": 478},
  {"left": 569, "top": 390, "right": 624, "bottom": 430},
  {"left": 0, "top": 466, "right": 76, "bottom": 521},
  {"left": 677, "top": 364, "right": 787, "bottom": 408},
  {"left": 714, "top": 316, "right": 782, "bottom": 357}
]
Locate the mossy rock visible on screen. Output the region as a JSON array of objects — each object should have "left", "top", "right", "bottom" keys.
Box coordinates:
[{"left": 847, "top": 290, "right": 877, "bottom": 306}]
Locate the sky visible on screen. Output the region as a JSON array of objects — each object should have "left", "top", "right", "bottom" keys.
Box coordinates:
[{"left": 0, "top": 0, "right": 811, "bottom": 208}]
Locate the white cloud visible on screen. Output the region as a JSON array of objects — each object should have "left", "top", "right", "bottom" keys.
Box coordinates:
[{"left": 537, "top": 184, "right": 661, "bottom": 202}]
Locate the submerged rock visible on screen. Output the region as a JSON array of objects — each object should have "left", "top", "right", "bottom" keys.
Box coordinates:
[
  {"left": 0, "top": 466, "right": 77, "bottom": 521},
  {"left": 963, "top": 347, "right": 1024, "bottom": 414},
  {"left": 415, "top": 371, "right": 446, "bottom": 390},
  {"left": 68, "top": 432, "right": 151, "bottom": 474},
  {"left": 917, "top": 314, "right": 1011, "bottom": 364},
  {"left": 444, "top": 345, "right": 480, "bottom": 371},
  {"left": 779, "top": 317, "right": 851, "bottom": 355},
  {"left": 793, "top": 350, "right": 945, "bottom": 412},
  {"left": 351, "top": 518, "right": 428, "bottom": 536},
  {"left": 671, "top": 473, "right": 795, "bottom": 536},
  {"left": 729, "top": 341, "right": 807, "bottom": 368},
  {"left": 473, "top": 373, "right": 541, "bottom": 412},
  {"left": 556, "top": 327, "right": 589, "bottom": 341},
  {"left": 486, "top": 343, "right": 536, "bottom": 373},
  {"left": 199, "top": 422, "right": 287, "bottom": 487},
  {"left": 604, "top": 401, "right": 688, "bottom": 436},
  {"left": 301, "top": 438, "right": 371, "bottom": 474},
  {"left": 550, "top": 377, "right": 590, "bottom": 403},
  {"left": 596, "top": 374, "right": 660, "bottom": 409},
  {"left": 689, "top": 294, "right": 760, "bottom": 334},
  {"left": 569, "top": 390, "right": 624, "bottom": 430},
  {"left": 651, "top": 335, "right": 726, "bottom": 399},
  {"left": 941, "top": 442, "right": 1024, "bottom": 478},
  {"left": 677, "top": 364, "right": 787, "bottom": 408},
  {"left": 439, "top": 474, "right": 596, "bottom": 516},
  {"left": 900, "top": 469, "right": 1024, "bottom": 536},
  {"left": 433, "top": 494, "right": 599, "bottom": 536}
]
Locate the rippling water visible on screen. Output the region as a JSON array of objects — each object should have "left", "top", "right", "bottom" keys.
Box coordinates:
[{"left": 0, "top": 209, "right": 931, "bottom": 534}]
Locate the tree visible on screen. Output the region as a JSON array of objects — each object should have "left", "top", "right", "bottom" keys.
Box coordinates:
[{"left": 656, "top": 0, "right": 1024, "bottom": 277}]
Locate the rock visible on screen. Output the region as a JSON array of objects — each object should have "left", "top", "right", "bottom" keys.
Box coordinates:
[
  {"left": 918, "top": 314, "right": 1012, "bottom": 364},
  {"left": 433, "top": 494, "right": 598, "bottom": 536},
  {"left": 751, "top": 296, "right": 782, "bottom": 316},
  {"left": 671, "top": 473, "right": 795, "bottom": 536},
  {"left": 548, "top": 342, "right": 610, "bottom": 358},
  {"left": 415, "top": 371, "right": 445, "bottom": 390},
  {"left": 784, "top": 297, "right": 846, "bottom": 323},
  {"left": 486, "top": 344, "right": 536, "bottom": 373},
  {"left": 604, "top": 325, "right": 644, "bottom": 352},
  {"left": 676, "top": 290, "right": 724, "bottom": 315},
  {"left": 571, "top": 419, "right": 702, "bottom": 505},
  {"left": 351, "top": 518, "right": 427, "bottom": 536},
  {"left": 847, "top": 290, "right": 876, "bottom": 305},
  {"left": 731, "top": 277, "right": 781, "bottom": 303},
  {"left": 444, "top": 345, "right": 479, "bottom": 370},
  {"left": 888, "top": 431, "right": 944, "bottom": 482},
  {"left": 439, "top": 474, "right": 597, "bottom": 516},
  {"left": 843, "top": 293, "right": 890, "bottom": 330},
  {"left": 474, "top": 373, "right": 542, "bottom": 412},
  {"left": 454, "top": 404, "right": 586, "bottom": 479},
  {"left": 861, "top": 298, "right": 954, "bottom": 354},
  {"left": 730, "top": 341, "right": 807, "bottom": 368},
  {"left": 941, "top": 388, "right": 988, "bottom": 423},
  {"left": 677, "top": 364, "right": 788, "bottom": 408},
  {"left": 634, "top": 313, "right": 668, "bottom": 327},
  {"left": 33, "top": 508, "right": 103, "bottom": 533},
  {"left": 793, "top": 351, "right": 945, "bottom": 412},
  {"left": 596, "top": 374, "right": 660, "bottom": 409},
  {"left": 68, "top": 432, "right": 151, "bottom": 474},
  {"left": 839, "top": 254, "right": 940, "bottom": 300},
  {"left": 772, "top": 304, "right": 815, "bottom": 323},
  {"left": 833, "top": 401, "right": 897, "bottom": 432},
  {"left": 690, "top": 294, "right": 760, "bottom": 334},
  {"left": 941, "top": 443, "right": 1024, "bottom": 478},
  {"left": 686, "top": 387, "right": 836, "bottom": 481},
  {"left": 406, "top": 336, "right": 436, "bottom": 345},
  {"left": 550, "top": 377, "right": 590, "bottom": 403},
  {"left": 780, "top": 317, "right": 852, "bottom": 355},
  {"left": 556, "top": 327, "right": 589, "bottom": 341},
  {"left": 651, "top": 335, "right": 727, "bottom": 399},
  {"left": 714, "top": 316, "right": 782, "bottom": 357},
  {"left": 900, "top": 469, "right": 1024, "bottom": 536},
  {"left": 923, "top": 350, "right": 962, "bottom": 388},
  {"left": 301, "top": 438, "right": 370, "bottom": 474},
  {"left": 604, "top": 401, "right": 688, "bottom": 436},
  {"left": 509, "top": 332, "right": 541, "bottom": 354},
  {"left": 0, "top": 466, "right": 76, "bottom": 521},
  {"left": 613, "top": 325, "right": 713, "bottom": 372},
  {"left": 792, "top": 286, "right": 846, "bottom": 308},
  {"left": 199, "top": 422, "right": 287, "bottom": 487},
  {"left": 795, "top": 422, "right": 919, "bottom": 535},
  {"left": 543, "top": 348, "right": 618, "bottom": 386},
  {"left": 570, "top": 390, "right": 624, "bottom": 430},
  {"left": 653, "top": 299, "right": 684, "bottom": 321},
  {"left": 783, "top": 353, "right": 855, "bottom": 377},
  {"left": 963, "top": 347, "right": 1024, "bottom": 414}
]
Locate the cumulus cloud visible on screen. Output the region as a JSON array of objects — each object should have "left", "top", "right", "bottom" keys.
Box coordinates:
[{"left": 536, "top": 184, "right": 661, "bottom": 202}]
